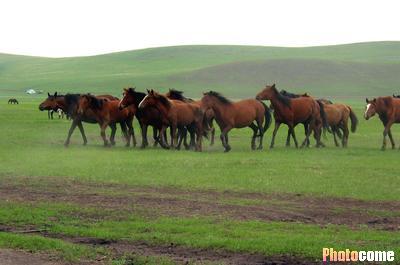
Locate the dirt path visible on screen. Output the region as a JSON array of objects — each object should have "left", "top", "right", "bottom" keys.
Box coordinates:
[{"left": 1, "top": 177, "right": 399, "bottom": 230}]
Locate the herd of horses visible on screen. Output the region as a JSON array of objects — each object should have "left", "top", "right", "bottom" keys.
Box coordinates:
[{"left": 35, "top": 84, "right": 400, "bottom": 151}]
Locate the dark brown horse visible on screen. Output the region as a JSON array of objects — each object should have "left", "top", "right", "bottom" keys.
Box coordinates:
[
  {"left": 118, "top": 87, "right": 164, "bottom": 148},
  {"left": 8, "top": 98, "right": 19, "bottom": 104},
  {"left": 365, "top": 97, "right": 400, "bottom": 150},
  {"left": 138, "top": 89, "right": 204, "bottom": 151},
  {"left": 77, "top": 94, "right": 136, "bottom": 147},
  {"left": 321, "top": 102, "right": 358, "bottom": 147},
  {"left": 39, "top": 92, "right": 123, "bottom": 146},
  {"left": 256, "top": 84, "right": 327, "bottom": 148},
  {"left": 201, "top": 91, "right": 271, "bottom": 152}
]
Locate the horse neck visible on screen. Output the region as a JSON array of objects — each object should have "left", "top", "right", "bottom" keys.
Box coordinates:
[
  {"left": 208, "top": 100, "right": 232, "bottom": 121},
  {"left": 268, "top": 92, "right": 287, "bottom": 113},
  {"left": 55, "top": 97, "right": 68, "bottom": 112}
]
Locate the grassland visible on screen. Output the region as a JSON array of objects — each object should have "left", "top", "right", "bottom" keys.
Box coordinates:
[
  {"left": 0, "top": 98, "right": 400, "bottom": 264},
  {"left": 1, "top": 42, "right": 400, "bottom": 264},
  {"left": 1, "top": 41, "right": 400, "bottom": 98}
]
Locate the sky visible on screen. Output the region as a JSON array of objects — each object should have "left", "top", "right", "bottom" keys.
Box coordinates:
[{"left": 0, "top": 0, "right": 399, "bottom": 57}]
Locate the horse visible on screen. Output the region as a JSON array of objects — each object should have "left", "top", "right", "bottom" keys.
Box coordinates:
[
  {"left": 319, "top": 101, "right": 358, "bottom": 147},
  {"left": 165, "top": 89, "right": 216, "bottom": 148},
  {"left": 39, "top": 92, "right": 123, "bottom": 146},
  {"left": 8, "top": 98, "right": 18, "bottom": 104},
  {"left": 280, "top": 90, "right": 334, "bottom": 146},
  {"left": 256, "top": 84, "right": 327, "bottom": 148},
  {"left": 118, "top": 87, "right": 164, "bottom": 148},
  {"left": 200, "top": 91, "right": 271, "bottom": 152},
  {"left": 138, "top": 89, "right": 204, "bottom": 151},
  {"left": 365, "top": 97, "right": 400, "bottom": 150},
  {"left": 77, "top": 94, "right": 136, "bottom": 147}
]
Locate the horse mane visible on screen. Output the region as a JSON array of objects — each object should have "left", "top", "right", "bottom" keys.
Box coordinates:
[
  {"left": 83, "top": 94, "right": 104, "bottom": 109},
  {"left": 154, "top": 93, "right": 172, "bottom": 108},
  {"left": 126, "top": 88, "right": 146, "bottom": 106},
  {"left": 270, "top": 86, "right": 291, "bottom": 107},
  {"left": 168, "top": 89, "right": 195, "bottom": 102},
  {"left": 204, "top": 91, "right": 232, "bottom": 104},
  {"left": 280, "top": 90, "right": 300, "bottom": 98}
]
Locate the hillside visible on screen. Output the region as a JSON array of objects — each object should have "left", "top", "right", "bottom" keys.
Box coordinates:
[{"left": 1, "top": 41, "right": 400, "bottom": 99}]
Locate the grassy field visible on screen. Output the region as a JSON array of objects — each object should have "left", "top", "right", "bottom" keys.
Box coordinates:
[
  {"left": 0, "top": 98, "right": 400, "bottom": 264},
  {"left": 1, "top": 42, "right": 400, "bottom": 264},
  {"left": 1, "top": 41, "right": 400, "bottom": 98}
]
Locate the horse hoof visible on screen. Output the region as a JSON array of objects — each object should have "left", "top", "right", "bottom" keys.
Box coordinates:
[
  {"left": 224, "top": 146, "right": 231, "bottom": 152},
  {"left": 381, "top": 147, "right": 386, "bottom": 151},
  {"left": 257, "top": 146, "right": 263, "bottom": 150},
  {"left": 111, "top": 142, "right": 116, "bottom": 146}
]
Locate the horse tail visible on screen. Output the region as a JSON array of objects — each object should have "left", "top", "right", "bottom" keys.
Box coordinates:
[
  {"left": 260, "top": 101, "right": 272, "bottom": 132},
  {"left": 347, "top": 105, "right": 358, "bottom": 133},
  {"left": 317, "top": 100, "right": 330, "bottom": 135}
]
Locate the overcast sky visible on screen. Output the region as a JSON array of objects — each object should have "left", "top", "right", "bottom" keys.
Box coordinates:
[{"left": 0, "top": 0, "right": 399, "bottom": 57}]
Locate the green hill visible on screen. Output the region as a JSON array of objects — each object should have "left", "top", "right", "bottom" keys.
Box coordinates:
[{"left": 1, "top": 41, "right": 400, "bottom": 99}]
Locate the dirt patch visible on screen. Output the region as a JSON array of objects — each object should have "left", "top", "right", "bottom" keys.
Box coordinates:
[
  {"left": 0, "top": 176, "right": 399, "bottom": 230},
  {"left": 61, "top": 235, "right": 319, "bottom": 265},
  {"left": 0, "top": 249, "right": 63, "bottom": 265}
]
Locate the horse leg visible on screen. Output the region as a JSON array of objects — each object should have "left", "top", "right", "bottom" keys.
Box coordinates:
[
  {"left": 158, "top": 126, "right": 169, "bottom": 149},
  {"left": 100, "top": 123, "right": 110, "bottom": 147},
  {"left": 388, "top": 129, "right": 395, "bottom": 149},
  {"left": 64, "top": 119, "right": 81, "bottom": 147},
  {"left": 285, "top": 129, "right": 291, "bottom": 147},
  {"left": 249, "top": 123, "right": 258, "bottom": 150},
  {"left": 256, "top": 117, "right": 264, "bottom": 150},
  {"left": 109, "top": 123, "right": 117, "bottom": 146},
  {"left": 289, "top": 125, "right": 299, "bottom": 148},
  {"left": 302, "top": 120, "right": 314, "bottom": 148},
  {"left": 170, "top": 125, "right": 177, "bottom": 149},
  {"left": 125, "top": 119, "right": 135, "bottom": 147},
  {"left": 332, "top": 127, "right": 339, "bottom": 147},
  {"left": 342, "top": 123, "right": 349, "bottom": 148},
  {"left": 270, "top": 121, "right": 281, "bottom": 149},
  {"left": 140, "top": 123, "right": 149, "bottom": 148},
  {"left": 176, "top": 127, "right": 186, "bottom": 150},
  {"left": 221, "top": 126, "right": 232, "bottom": 152},
  {"left": 210, "top": 123, "right": 215, "bottom": 146},
  {"left": 381, "top": 121, "right": 394, "bottom": 151},
  {"left": 153, "top": 126, "right": 160, "bottom": 147},
  {"left": 304, "top": 123, "right": 310, "bottom": 147},
  {"left": 195, "top": 123, "right": 203, "bottom": 152}
]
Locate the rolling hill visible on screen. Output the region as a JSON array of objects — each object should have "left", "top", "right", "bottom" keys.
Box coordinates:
[{"left": 1, "top": 41, "right": 400, "bottom": 99}]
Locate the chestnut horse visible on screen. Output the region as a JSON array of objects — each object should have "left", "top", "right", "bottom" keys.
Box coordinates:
[
  {"left": 118, "top": 87, "right": 164, "bottom": 148},
  {"left": 138, "top": 89, "right": 204, "bottom": 151},
  {"left": 365, "top": 97, "right": 400, "bottom": 150},
  {"left": 256, "top": 84, "right": 327, "bottom": 148},
  {"left": 319, "top": 101, "right": 358, "bottom": 147},
  {"left": 77, "top": 94, "right": 136, "bottom": 147},
  {"left": 165, "top": 89, "right": 216, "bottom": 147},
  {"left": 39, "top": 92, "right": 124, "bottom": 146},
  {"left": 201, "top": 91, "right": 271, "bottom": 152}
]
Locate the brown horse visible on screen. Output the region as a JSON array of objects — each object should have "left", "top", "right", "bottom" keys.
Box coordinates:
[
  {"left": 201, "top": 91, "right": 271, "bottom": 152},
  {"left": 118, "top": 87, "right": 164, "bottom": 148},
  {"left": 77, "top": 94, "right": 136, "bottom": 147},
  {"left": 138, "top": 89, "right": 204, "bottom": 151},
  {"left": 165, "top": 89, "right": 216, "bottom": 147},
  {"left": 256, "top": 84, "right": 327, "bottom": 148},
  {"left": 320, "top": 102, "right": 358, "bottom": 147},
  {"left": 365, "top": 97, "right": 400, "bottom": 150},
  {"left": 39, "top": 93, "right": 126, "bottom": 146}
]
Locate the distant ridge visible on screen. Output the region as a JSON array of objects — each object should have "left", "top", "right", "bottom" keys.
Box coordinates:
[{"left": 1, "top": 41, "right": 399, "bottom": 99}]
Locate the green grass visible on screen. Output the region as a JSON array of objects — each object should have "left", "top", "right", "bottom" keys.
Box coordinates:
[
  {"left": 1, "top": 99, "right": 399, "bottom": 201},
  {"left": 1, "top": 41, "right": 400, "bottom": 98}
]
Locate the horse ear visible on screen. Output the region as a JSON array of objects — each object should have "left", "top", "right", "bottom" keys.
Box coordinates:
[
  {"left": 365, "top": 98, "right": 369, "bottom": 103},
  {"left": 272, "top": 84, "right": 276, "bottom": 88},
  {"left": 373, "top": 98, "right": 376, "bottom": 102},
  {"left": 54, "top": 92, "right": 57, "bottom": 97},
  {"left": 48, "top": 92, "right": 50, "bottom": 97}
]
